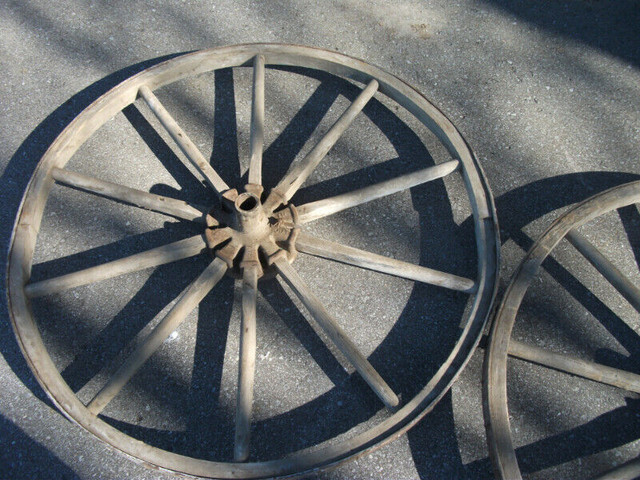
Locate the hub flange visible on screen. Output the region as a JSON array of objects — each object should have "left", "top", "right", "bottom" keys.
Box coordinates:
[{"left": 205, "top": 184, "right": 299, "bottom": 279}]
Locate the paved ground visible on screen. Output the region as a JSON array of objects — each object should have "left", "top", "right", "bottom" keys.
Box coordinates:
[{"left": 1, "top": 1, "right": 639, "bottom": 479}]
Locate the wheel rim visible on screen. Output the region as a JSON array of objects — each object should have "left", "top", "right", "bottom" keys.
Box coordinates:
[
  {"left": 7, "top": 44, "right": 498, "bottom": 478},
  {"left": 484, "top": 181, "right": 640, "bottom": 479}
]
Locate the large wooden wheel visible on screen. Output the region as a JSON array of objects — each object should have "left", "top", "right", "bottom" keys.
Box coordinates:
[
  {"left": 484, "top": 181, "right": 640, "bottom": 479},
  {"left": 7, "top": 44, "right": 498, "bottom": 478}
]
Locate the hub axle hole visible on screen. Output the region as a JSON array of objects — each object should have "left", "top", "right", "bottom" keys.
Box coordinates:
[{"left": 236, "top": 193, "right": 259, "bottom": 212}]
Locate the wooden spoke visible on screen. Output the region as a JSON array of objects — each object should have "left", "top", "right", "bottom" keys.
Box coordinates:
[
  {"left": 234, "top": 251, "right": 259, "bottom": 462},
  {"left": 86, "top": 258, "right": 227, "bottom": 415},
  {"left": 272, "top": 255, "right": 399, "bottom": 408},
  {"left": 248, "top": 55, "right": 265, "bottom": 186},
  {"left": 138, "top": 85, "right": 230, "bottom": 195},
  {"left": 26, "top": 235, "right": 207, "bottom": 298},
  {"left": 264, "top": 79, "right": 379, "bottom": 210},
  {"left": 296, "top": 232, "right": 476, "bottom": 293},
  {"left": 484, "top": 181, "right": 640, "bottom": 480},
  {"left": 52, "top": 167, "right": 207, "bottom": 222},
  {"left": 508, "top": 339, "right": 640, "bottom": 394},
  {"left": 566, "top": 229, "right": 640, "bottom": 312},
  {"left": 297, "top": 160, "right": 460, "bottom": 223}
]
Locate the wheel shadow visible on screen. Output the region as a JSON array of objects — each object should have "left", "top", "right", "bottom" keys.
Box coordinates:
[
  {"left": 3, "top": 62, "right": 467, "bottom": 466},
  {"left": 412, "top": 171, "right": 640, "bottom": 479},
  {"left": 4, "top": 52, "right": 640, "bottom": 480},
  {"left": 100, "top": 65, "right": 468, "bottom": 462},
  {"left": 619, "top": 204, "right": 640, "bottom": 268},
  {"left": 0, "top": 413, "right": 79, "bottom": 480},
  {"left": 0, "top": 53, "right": 189, "bottom": 408}
]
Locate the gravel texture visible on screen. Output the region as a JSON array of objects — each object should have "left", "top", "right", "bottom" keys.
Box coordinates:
[{"left": 1, "top": 1, "right": 639, "bottom": 479}]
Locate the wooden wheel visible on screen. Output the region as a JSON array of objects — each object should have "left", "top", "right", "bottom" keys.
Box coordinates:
[
  {"left": 7, "top": 44, "right": 498, "bottom": 478},
  {"left": 484, "top": 181, "right": 640, "bottom": 479}
]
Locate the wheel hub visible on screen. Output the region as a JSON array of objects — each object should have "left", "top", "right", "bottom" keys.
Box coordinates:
[{"left": 205, "top": 184, "right": 299, "bottom": 279}]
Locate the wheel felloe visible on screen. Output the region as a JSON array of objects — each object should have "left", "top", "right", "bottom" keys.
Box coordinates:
[{"left": 8, "top": 44, "right": 498, "bottom": 478}]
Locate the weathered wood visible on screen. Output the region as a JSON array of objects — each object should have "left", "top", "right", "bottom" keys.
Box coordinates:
[
  {"left": 566, "top": 229, "right": 640, "bottom": 313},
  {"left": 508, "top": 339, "right": 640, "bottom": 394},
  {"left": 296, "top": 232, "right": 475, "bottom": 293},
  {"left": 26, "top": 235, "right": 207, "bottom": 298},
  {"left": 7, "top": 45, "right": 499, "bottom": 479},
  {"left": 264, "top": 79, "right": 379, "bottom": 211},
  {"left": 139, "top": 85, "right": 229, "bottom": 195},
  {"left": 52, "top": 167, "right": 207, "bottom": 222},
  {"left": 234, "top": 259, "right": 259, "bottom": 462},
  {"left": 297, "top": 160, "right": 459, "bottom": 223},
  {"left": 248, "top": 55, "right": 265, "bottom": 186},
  {"left": 273, "top": 255, "right": 399, "bottom": 408},
  {"left": 87, "top": 258, "right": 227, "bottom": 415},
  {"left": 484, "top": 180, "right": 640, "bottom": 480}
]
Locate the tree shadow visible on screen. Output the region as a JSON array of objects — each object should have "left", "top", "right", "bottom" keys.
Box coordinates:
[{"left": 483, "top": 0, "right": 640, "bottom": 67}]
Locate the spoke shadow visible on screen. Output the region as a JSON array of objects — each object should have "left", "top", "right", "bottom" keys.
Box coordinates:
[
  {"left": 29, "top": 222, "right": 199, "bottom": 281},
  {"left": 465, "top": 397, "right": 640, "bottom": 476},
  {"left": 259, "top": 278, "right": 349, "bottom": 387},
  {"left": 260, "top": 71, "right": 341, "bottom": 189},
  {"left": 1, "top": 52, "right": 188, "bottom": 339},
  {"left": 97, "top": 273, "right": 235, "bottom": 455},
  {"left": 294, "top": 156, "right": 417, "bottom": 207},
  {"left": 536, "top": 240, "right": 640, "bottom": 357},
  {"left": 436, "top": 172, "right": 640, "bottom": 479},
  {"left": 122, "top": 104, "right": 211, "bottom": 204},
  {"left": 2, "top": 58, "right": 196, "bottom": 399},
  {"left": 180, "top": 276, "right": 235, "bottom": 459},
  {"left": 211, "top": 68, "right": 240, "bottom": 186},
  {"left": 619, "top": 204, "right": 640, "bottom": 269},
  {"left": 498, "top": 175, "right": 640, "bottom": 361},
  {"left": 56, "top": 255, "right": 204, "bottom": 393},
  {"left": 25, "top": 212, "right": 206, "bottom": 415}
]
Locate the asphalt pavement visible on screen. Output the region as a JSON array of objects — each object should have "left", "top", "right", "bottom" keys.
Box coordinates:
[{"left": 1, "top": 1, "right": 639, "bottom": 479}]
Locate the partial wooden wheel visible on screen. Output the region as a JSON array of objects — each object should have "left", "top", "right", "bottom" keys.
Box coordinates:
[
  {"left": 8, "top": 44, "right": 498, "bottom": 478},
  {"left": 484, "top": 181, "right": 640, "bottom": 479}
]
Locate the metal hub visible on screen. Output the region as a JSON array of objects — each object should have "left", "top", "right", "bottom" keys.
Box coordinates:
[{"left": 205, "top": 184, "right": 299, "bottom": 279}]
